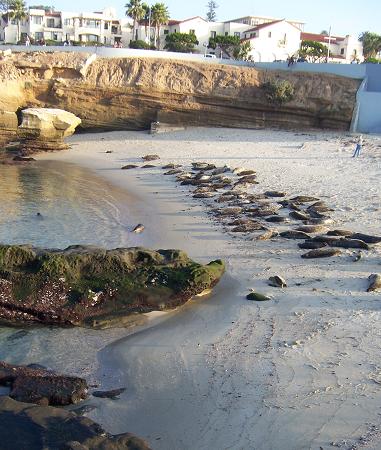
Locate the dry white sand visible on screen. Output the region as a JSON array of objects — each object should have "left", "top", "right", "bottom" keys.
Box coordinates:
[{"left": 41, "top": 128, "right": 381, "bottom": 450}]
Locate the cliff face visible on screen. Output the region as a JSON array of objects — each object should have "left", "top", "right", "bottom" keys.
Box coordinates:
[{"left": 0, "top": 51, "right": 361, "bottom": 140}]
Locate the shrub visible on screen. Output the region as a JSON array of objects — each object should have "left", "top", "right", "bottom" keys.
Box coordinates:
[
  {"left": 364, "top": 57, "right": 381, "bottom": 64},
  {"left": 164, "top": 32, "right": 198, "bottom": 53},
  {"left": 261, "top": 80, "right": 295, "bottom": 105},
  {"left": 129, "top": 40, "right": 154, "bottom": 50}
]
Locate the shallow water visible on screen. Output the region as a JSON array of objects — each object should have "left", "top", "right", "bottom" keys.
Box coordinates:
[
  {"left": 0, "top": 160, "right": 139, "bottom": 249},
  {"left": 0, "top": 159, "right": 141, "bottom": 372}
]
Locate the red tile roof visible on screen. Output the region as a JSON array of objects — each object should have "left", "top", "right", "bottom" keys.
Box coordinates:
[{"left": 301, "top": 32, "right": 345, "bottom": 44}]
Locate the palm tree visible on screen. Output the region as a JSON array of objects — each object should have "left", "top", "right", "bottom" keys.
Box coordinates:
[
  {"left": 359, "top": 31, "right": 381, "bottom": 59},
  {"left": 125, "top": 0, "right": 145, "bottom": 42},
  {"left": 8, "top": 0, "right": 27, "bottom": 43},
  {"left": 151, "top": 3, "right": 169, "bottom": 48},
  {"left": 141, "top": 3, "right": 150, "bottom": 42}
]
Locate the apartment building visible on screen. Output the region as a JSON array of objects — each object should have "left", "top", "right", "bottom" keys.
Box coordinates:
[{"left": 227, "top": 15, "right": 305, "bottom": 31}]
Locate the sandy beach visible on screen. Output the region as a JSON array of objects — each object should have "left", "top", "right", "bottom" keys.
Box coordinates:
[{"left": 40, "top": 127, "right": 381, "bottom": 450}]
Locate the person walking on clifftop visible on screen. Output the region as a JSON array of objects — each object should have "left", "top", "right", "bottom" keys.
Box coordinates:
[{"left": 353, "top": 135, "right": 363, "bottom": 157}]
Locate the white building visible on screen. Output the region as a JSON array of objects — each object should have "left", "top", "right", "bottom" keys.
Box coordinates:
[
  {"left": 227, "top": 15, "right": 305, "bottom": 31},
  {"left": 241, "top": 19, "right": 302, "bottom": 62},
  {"left": 301, "top": 32, "right": 364, "bottom": 63}
]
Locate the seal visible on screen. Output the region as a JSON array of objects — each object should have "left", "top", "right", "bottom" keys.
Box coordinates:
[
  {"left": 367, "top": 274, "right": 381, "bottom": 292},
  {"left": 301, "top": 248, "right": 341, "bottom": 258}
]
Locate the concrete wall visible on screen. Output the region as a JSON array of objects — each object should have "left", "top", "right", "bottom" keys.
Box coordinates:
[{"left": 356, "top": 91, "right": 381, "bottom": 133}]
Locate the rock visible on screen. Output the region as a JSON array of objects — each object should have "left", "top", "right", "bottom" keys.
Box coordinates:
[
  {"left": 301, "top": 248, "right": 341, "bottom": 258},
  {"left": 351, "top": 233, "right": 381, "bottom": 244},
  {"left": 290, "top": 196, "right": 320, "bottom": 203},
  {"left": 0, "top": 361, "right": 87, "bottom": 406},
  {"left": 280, "top": 230, "right": 311, "bottom": 240},
  {"left": 246, "top": 292, "right": 271, "bottom": 301},
  {"left": 0, "top": 244, "right": 225, "bottom": 327},
  {"left": 132, "top": 224, "right": 145, "bottom": 233},
  {"left": 0, "top": 396, "right": 151, "bottom": 450},
  {"left": 264, "top": 191, "right": 287, "bottom": 198},
  {"left": 142, "top": 154, "right": 160, "bottom": 161},
  {"left": 268, "top": 276, "right": 287, "bottom": 288},
  {"left": 18, "top": 108, "right": 81, "bottom": 152},
  {"left": 92, "top": 388, "right": 126, "bottom": 399},
  {"left": 121, "top": 164, "right": 138, "bottom": 170},
  {"left": 367, "top": 274, "right": 381, "bottom": 292}
]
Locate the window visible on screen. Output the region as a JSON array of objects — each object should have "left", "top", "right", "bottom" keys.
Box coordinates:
[
  {"left": 64, "top": 18, "right": 72, "bottom": 26},
  {"left": 11, "top": 19, "right": 16, "bottom": 25},
  {"left": 354, "top": 49, "right": 357, "bottom": 55},
  {"left": 32, "top": 16, "right": 42, "bottom": 25},
  {"left": 189, "top": 29, "right": 195, "bottom": 35},
  {"left": 225, "top": 31, "right": 228, "bottom": 36},
  {"left": 268, "top": 32, "right": 271, "bottom": 38},
  {"left": 234, "top": 32, "right": 240, "bottom": 37},
  {"left": 51, "top": 32, "right": 58, "bottom": 40},
  {"left": 250, "top": 32, "right": 256, "bottom": 38},
  {"left": 83, "top": 20, "right": 100, "bottom": 28},
  {"left": 340, "top": 48, "right": 345, "bottom": 55},
  {"left": 210, "top": 30, "right": 216, "bottom": 38},
  {"left": 47, "top": 18, "right": 55, "bottom": 28},
  {"left": 104, "top": 22, "right": 109, "bottom": 30},
  {"left": 34, "top": 32, "right": 43, "bottom": 40},
  {"left": 164, "top": 29, "right": 169, "bottom": 35}
]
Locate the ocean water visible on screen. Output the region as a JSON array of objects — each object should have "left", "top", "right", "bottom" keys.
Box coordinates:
[
  {"left": 0, "top": 160, "right": 139, "bottom": 249},
  {"left": 0, "top": 159, "right": 141, "bottom": 373}
]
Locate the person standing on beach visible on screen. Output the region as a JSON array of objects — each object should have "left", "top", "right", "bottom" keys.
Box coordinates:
[{"left": 353, "top": 135, "right": 363, "bottom": 157}]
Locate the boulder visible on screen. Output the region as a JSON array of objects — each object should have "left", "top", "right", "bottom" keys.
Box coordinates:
[
  {"left": 0, "top": 361, "right": 88, "bottom": 406},
  {"left": 0, "top": 244, "right": 225, "bottom": 328},
  {"left": 0, "top": 396, "right": 151, "bottom": 450},
  {"left": 18, "top": 108, "right": 81, "bottom": 152}
]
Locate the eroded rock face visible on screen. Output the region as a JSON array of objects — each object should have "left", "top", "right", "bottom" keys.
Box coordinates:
[
  {"left": 18, "top": 108, "right": 81, "bottom": 152},
  {"left": 0, "top": 244, "right": 225, "bottom": 328},
  {"left": 0, "top": 52, "right": 361, "bottom": 138},
  {"left": 0, "top": 361, "right": 88, "bottom": 406},
  {"left": 0, "top": 396, "right": 151, "bottom": 450}
]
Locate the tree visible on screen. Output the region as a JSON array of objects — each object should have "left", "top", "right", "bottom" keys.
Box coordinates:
[
  {"left": 359, "top": 31, "right": 381, "bottom": 59},
  {"left": 320, "top": 30, "right": 329, "bottom": 36},
  {"left": 206, "top": 0, "right": 218, "bottom": 22},
  {"left": 8, "top": 0, "right": 27, "bottom": 43},
  {"left": 233, "top": 41, "right": 252, "bottom": 61},
  {"left": 299, "top": 40, "right": 326, "bottom": 62},
  {"left": 151, "top": 2, "right": 169, "bottom": 48},
  {"left": 125, "top": 0, "right": 145, "bottom": 42},
  {"left": 209, "top": 34, "right": 240, "bottom": 57},
  {"left": 164, "top": 32, "right": 198, "bottom": 52}
]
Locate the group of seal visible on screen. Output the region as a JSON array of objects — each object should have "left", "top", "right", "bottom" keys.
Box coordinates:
[{"left": 123, "top": 156, "right": 381, "bottom": 293}]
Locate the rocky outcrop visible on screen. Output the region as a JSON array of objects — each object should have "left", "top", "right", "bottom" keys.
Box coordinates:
[
  {"left": 0, "top": 52, "right": 360, "bottom": 142},
  {"left": 0, "top": 361, "right": 88, "bottom": 406},
  {"left": 18, "top": 108, "right": 81, "bottom": 152},
  {"left": 0, "top": 244, "right": 225, "bottom": 328},
  {"left": 0, "top": 396, "right": 151, "bottom": 450}
]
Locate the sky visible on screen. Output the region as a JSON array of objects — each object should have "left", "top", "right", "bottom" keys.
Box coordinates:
[{"left": 46, "top": 0, "right": 380, "bottom": 38}]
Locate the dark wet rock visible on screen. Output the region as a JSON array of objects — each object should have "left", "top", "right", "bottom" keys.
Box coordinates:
[
  {"left": 289, "top": 211, "right": 310, "bottom": 221},
  {"left": 264, "top": 191, "right": 287, "bottom": 198},
  {"left": 290, "top": 196, "right": 320, "bottom": 203},
  {"left": 142, "top": 154, "right": 160, "bottom": 161},
  {"left": 121, "top": 164, "right": 138, "bottom": 170},
  {"left": 246, "top": 292, "right": 271, "bottom": 301},
  {"left": 268, "top": 276, "right": 287, "bottom": 288},
  {"left": 301, "top": 248, "right": 341, "bottom": 258},
  {"left": 26, "top": 364, "right": 47, "bottom": 371},
  {"left": 92, "top": 388, "right": 126, "bottom": 399},
  {"left": 265, "top": 216, "right": 288, "bottom": 223},
  {"left": 280, "top": 230, "right": 311, "bottom": 240},
  {"left": 132, "top": 224, "right": 145, "bottom": 233},
  {"left": 351, "top": 233, "right": 381, "bottom": 244},
  {"left": 162, "top": 163, "right": 182, "bottom": 169},
  {"left": 327, "top": 229, "right": 353, "bottom": 237},
  {"left": 0, "top": 396, "right": 151, "bottom": 450},
  {"left": 0, "top": 361, "right": 87, "bottom": 406},
  {"left": 13, "top": 156, "right": 36, "bottom": 162},
  {"left": 296, "top": 225, "right": 329, "bottom": 234},
  {"left": 0, "top": 244, "right": 225, "bottom": 328},
  {"left": 298, "top": 241, "right": 328, "bottom": 250},
  {"left": 367, "top": 274, "right": 381, "bottom": 292}
]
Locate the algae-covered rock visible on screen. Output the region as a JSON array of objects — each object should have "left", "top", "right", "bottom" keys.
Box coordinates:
[{"left": 0, "top": 244, "right": 225, "bottom": 328}]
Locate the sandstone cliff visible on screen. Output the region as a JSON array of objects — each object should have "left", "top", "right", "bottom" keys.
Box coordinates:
[{"left": 0, "top": 51, "right": 361, "bottom": 142}]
